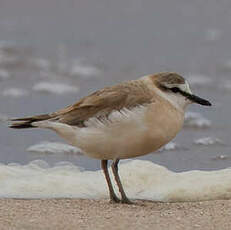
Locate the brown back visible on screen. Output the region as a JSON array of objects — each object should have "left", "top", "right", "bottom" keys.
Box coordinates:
[{"left": 53, "top": 80, "right": 155, "bottom": 126}]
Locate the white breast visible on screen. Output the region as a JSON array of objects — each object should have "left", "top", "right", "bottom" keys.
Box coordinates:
[
  {"left": 73, "top": 103, "right": 184, "bottom": 159},
  {"left": 74, "top": 106, "right": 149, "bottom": 159}
]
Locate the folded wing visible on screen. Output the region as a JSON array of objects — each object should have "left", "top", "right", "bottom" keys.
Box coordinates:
[{"left": 9, "top": 80, "right": 154, "bottom": 129}]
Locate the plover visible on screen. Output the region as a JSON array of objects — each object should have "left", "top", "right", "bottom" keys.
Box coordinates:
[{"left": 9, "top": 72, "right": 211, "bottom": 204}]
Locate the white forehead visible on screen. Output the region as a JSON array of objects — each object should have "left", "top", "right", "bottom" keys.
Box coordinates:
[{"left": 178, "top": 81, "right": 192, "bottom": 94}]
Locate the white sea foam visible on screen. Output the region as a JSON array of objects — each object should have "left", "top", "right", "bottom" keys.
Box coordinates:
[
  {"left": 27, "top": 141, "right": 82, "bottom": 155},
  {"left": 194, "top": 137, "right": 223, "bottom": 146},
  {"left": 2, "top": 88, "right": 29, "bottom": 97},
  {"left": 70, "top": 59, "right": 101, "bottom": 78},
  {"left": 0, "top": 159, "right": 231, "bottom": 202},
  {"left": 33, "top": 82, "right": 79, "bottom": 94},
  {"left": 159, "top": 142, "right": 179, "bottom": 152},
  {"left": 184, "top": 112, "right": 211, "bottom": 128},
  {"left": 212, "top": 155, "right": 229, "bottom": 160},
  {"left": 163, "top": 142, "right": 178, "bottom": 151}
]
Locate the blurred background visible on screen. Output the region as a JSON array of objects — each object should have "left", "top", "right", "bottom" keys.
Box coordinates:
[{"left": 0, "top": 0, "right": 231, "bottom": 171}]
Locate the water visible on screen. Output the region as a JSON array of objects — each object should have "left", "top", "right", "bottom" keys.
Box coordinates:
[{"left": 0, "top": 0, "right": 231, "bottom": 199}]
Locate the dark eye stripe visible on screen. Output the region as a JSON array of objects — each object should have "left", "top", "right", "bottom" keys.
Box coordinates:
[
  {"left": 170, "top": 87, "right": 180, "bottom": 93},
  {"left": 160, "top": 85, "right": 188, "bottom": 96},
  {"left": 169, "top": 87, "right": 191, "bottom": 98}
]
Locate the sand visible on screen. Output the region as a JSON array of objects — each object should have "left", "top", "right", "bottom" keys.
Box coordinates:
[{"left": 0, "top": 199, "right": 230, "bottom": 230}]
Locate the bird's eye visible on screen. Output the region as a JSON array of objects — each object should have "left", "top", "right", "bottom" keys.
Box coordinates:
[{"left": 170, "top": 87, "right": 180, "bottom": 93}]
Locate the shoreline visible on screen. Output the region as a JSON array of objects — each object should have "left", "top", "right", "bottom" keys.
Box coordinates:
[{"left": 1, "top": 198, "right": 231, "bottom": 230}]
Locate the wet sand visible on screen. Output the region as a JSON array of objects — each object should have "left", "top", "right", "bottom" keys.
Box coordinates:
[{"left": 1, "top": 199, "right": 230, "bottom": 230}]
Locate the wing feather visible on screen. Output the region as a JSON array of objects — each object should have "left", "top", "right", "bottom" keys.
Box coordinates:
[{"left": 53, "top": 80, "right": 154, "bottom": 126}]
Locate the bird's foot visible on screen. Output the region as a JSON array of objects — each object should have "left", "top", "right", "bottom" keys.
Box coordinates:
[
  {"left": 110, "top": 195, "right": 121, "bottom": 203},
  {"left": 121, "top": 197, "right": 133, "bottom": 204}
]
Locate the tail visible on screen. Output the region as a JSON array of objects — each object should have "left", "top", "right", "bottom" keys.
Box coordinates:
[{"left": 9, "top": 114, "right": 53, "bottom": 129}]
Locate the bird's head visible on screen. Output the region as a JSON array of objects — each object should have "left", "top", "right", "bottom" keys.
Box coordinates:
[{"left": 151, "top": 72, "right": 212, "bottom": 110}]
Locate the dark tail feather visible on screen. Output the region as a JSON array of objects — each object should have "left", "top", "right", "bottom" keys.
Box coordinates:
[{"left": 9, "top": 114, "right": 52, "bottom": 129}]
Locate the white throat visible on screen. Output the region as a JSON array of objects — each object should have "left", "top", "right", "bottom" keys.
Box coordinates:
[
  {"left": 154, "top": 85, "right": 191, "bottom": 112},
  {"left": 142, "top": 76, "right": 192, "bottom": 112}
]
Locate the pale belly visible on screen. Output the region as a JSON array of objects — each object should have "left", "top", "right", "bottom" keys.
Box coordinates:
[{"left": 70, "top": 105, "right": 184, "bottom": 160}]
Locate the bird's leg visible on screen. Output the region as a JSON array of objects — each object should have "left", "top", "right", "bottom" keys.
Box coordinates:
[
  {"left": 101, "top": 160, "right": 120, "bottom": 203},
  {"left": 111, "top": 159, "right": 133, "bottom": 204}
]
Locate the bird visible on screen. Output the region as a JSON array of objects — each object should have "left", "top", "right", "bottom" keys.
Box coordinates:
[{"left": 9, "top": 72, "right": 211, "bottom": 204}]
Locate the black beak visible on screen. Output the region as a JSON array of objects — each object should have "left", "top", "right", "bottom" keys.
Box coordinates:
[
  {"left": 169, "top": 87, "right": 212, "bottom": 106},
  {"left": 186, "top": 94, "right": 212, "bottom": 106}
]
